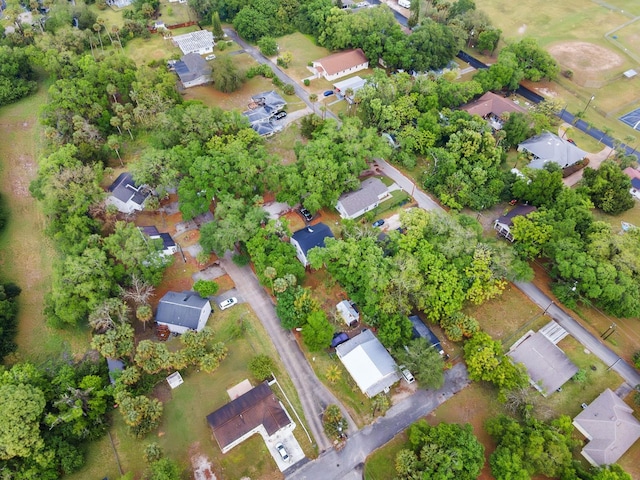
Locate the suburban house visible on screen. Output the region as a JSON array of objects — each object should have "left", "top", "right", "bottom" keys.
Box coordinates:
[
  {"left": 408, "top": 315, "right": 444, "bottom": 355},
  {"left": 174, "top": 53, "right": 212, "bottom": 88},
  {"left": 290, "top": 223, "right": 335, "bottom": 267},
  {"left": 206, "top": 381, "right": 294, "bottom": 454},
  {"left": 312, "top": 48, "right": 369, "bottom": 81},
  {"left": 460, "top": 91, "right": 528, "bottom": 130},
  {"left": 508, "top": 330, "right": 578, "bottom": 396},
  {"left": 573, "top": 388, "right": 640, "bottom": 466},
  {"left": 335, "top": 177, "right": 389, "bottom": 219},
  {"left": 139, "top": 226, "right": 178, "bottom": 256},
  {"left": 242, "top": 91, "right": 287, "bottom": 137},
  {"left": 494, "top": 204, "right": 537, "bottom": 242},
  {"left": 518, "top": 131, "right": 589, "bottom": 170},
  {"left": 332, "top": 76, "right": 367, "bottom": 102},
  {"left": 623, "top": 167, "right": 640, "bottom": 200},
  {"left": 106, "top": 172, "right": 150, "bottom": 214},
  {"left": 155, "top": 291, "right": 212, "bottom": 334},
  {"left": 336, "top": 300, "right": 359, "bottom": 327},
  {"left": 336, "top": 329, "right": 400, "bottom": 397},
  {"left": 172, "top": 30, "right": 215, "bottom": 55}
]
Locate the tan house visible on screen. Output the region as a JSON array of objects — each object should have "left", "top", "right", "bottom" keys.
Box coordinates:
[
  {"left": 312, "top": 48, "right": 369, "bottom": 81},
  {"left": 573, "top": 389, "right": 640, "bottom": 466}
]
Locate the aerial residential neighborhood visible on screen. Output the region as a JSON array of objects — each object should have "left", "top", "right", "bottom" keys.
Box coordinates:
[{"left": 1, "top": 0, "right": 640, "bottom": 479}]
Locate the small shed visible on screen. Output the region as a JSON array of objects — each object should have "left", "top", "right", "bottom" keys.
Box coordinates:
[{"left": 336, "top": 300, "right": 359, "bottom": 327}]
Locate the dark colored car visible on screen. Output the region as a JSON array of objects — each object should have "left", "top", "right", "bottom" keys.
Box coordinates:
[
  {"left": 331, "top": 332, "right": 349, "bottom": 348},
  {"left": 372, "top": 219, "right": 385, "bottom": 228},
  {"left": 300, "top": 208, "right": 313, "bottom": 222},
  {"left": 323, "top": 90, "right": 335, "bottom": 97},
  {"left": 273, "top": 111, "right": 287, "bottom": 120}
]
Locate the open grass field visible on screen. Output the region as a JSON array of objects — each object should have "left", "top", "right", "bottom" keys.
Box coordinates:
[
  {"left": 0, "top": 84, "right": 90, "bottom": 363},
  {"left": 67, "top": 303, "right": 314, "bottom": 480},
  {"left": 274, "top": 32, "right": 331, "bottom": 82}
]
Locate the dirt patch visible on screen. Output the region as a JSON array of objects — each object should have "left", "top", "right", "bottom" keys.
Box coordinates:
[
  {"left": 150, "top": 380, "right": 173, "bottom": 403},
  {"left": 390, "top": 381, "right": 417, "bottom": 404},
  {"left": 189, "top": 442, "right": 217, "bottom": 480},
  {"left": 548, "top": 41, "right": 623, "bottom": 73}
]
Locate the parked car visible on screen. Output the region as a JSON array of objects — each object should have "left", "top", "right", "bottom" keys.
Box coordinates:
[
  {"left": 205, "top": 54, "right": 216, "bottom": 61},
  {"left": 401, "top": 368, "right": 415, "bottom": 384},
  {"left": 275, "top": 443, "right": 290, "bottom": 462},
  {"left": 219, "top": 297, "right": 238, "bottom": 310},
  {"left": 331, "top": 332, "right": 349, "bottom": 348},
  {"left": 372, "top": 219, "right": 385, "bottom": 228},
  {"left": 300, "top": 207, "right": 313, "bottom": 222},
  {"left": 323, "top": 90, "right": 335, "bottom": 97},
  {"left": 273, "top": 111, "right": 287, "bottom": 120}
]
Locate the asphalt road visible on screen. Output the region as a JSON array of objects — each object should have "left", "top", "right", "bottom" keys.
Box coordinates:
[
  {"left": 373, "top": 158, "right": 441, "bottom": 211},
  {"left": 220, "top": 252, "right": 357, "bottom": 453},
  {"left": 287, "top": 363, "right": 470, "bottom": 480}
]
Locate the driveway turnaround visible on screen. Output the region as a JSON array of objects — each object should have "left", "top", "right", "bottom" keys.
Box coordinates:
[
  {"left": 287, "top": 363, "right": 470, "bottom": 480},
  {"left": 220, "top": 252, "right": 357, "bottom": 453}
]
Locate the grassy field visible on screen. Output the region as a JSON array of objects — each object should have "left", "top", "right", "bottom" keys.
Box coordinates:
[
  {"left": 0, "top": 85, "right": 91, "bottom": 363},
  {"left": 67, "top": 303, "right": 314, "bottom": 479},
  {"left": 274, "top": 32, "right": 331, "bottom": 82}
]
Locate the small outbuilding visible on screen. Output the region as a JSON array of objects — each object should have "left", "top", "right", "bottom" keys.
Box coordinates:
[
  {"left": 336, "top": 329, "right": 400, "bottom": 397},
  {"left": 156, "top": 291, "right": 212, "bottom": 334},
  {"left": 573, "top": 388, "right": 640, "bottom": 466},
  {"left": 335, "top": 177, "right": 389, "bottom": 219},
  {"left": 290, "top": 223, "right": 334, "bottom": 267},
  {"left": 336, "top": 300, "right": 359, "bottom": 327},
  {"left": 332, "top": 76, "right": 367, "bottom": 102},
  {"left": 508, "top": 331, "right": 578, "bottom": 396},
  {"left": 206, "top": 381, "right": 294, "bottom": 454},
  {"left": 494, "top": 204, "right": 537, "bottom": 242},
  {"left": 106, "top": 172, "right": 149, "bottom": 214}
]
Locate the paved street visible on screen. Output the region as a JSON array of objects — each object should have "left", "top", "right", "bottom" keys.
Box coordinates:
[
  {"left": 287, "top": 364, "right": 470, "bottom": 480},
  {"left": 373, "top": 158, "right": 442, "bottom": 211},
  {"left": 220, "top": 252, "right": 357, "bottom": 453}
]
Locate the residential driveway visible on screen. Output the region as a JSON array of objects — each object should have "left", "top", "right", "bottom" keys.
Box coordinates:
[
  {"left": 264, "top": 427, "right": 305, "bottom": 472},
  {"left": 286, "top": 363, "right": 470, "bottom": 480},
  {"left": 220, "top": 252, "right": 357, "bottom": 453}
]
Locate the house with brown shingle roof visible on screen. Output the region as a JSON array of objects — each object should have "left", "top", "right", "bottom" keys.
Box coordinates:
[
  {"left": 206, "top": 382, "right": 294, "bottom": 453},
  {"left": 312, "top": 48, "right": 369, "bottom": 81},
  {"left": 461, "top": 92, "right": 527, "bottom": 120},
  {"left": 573, "top": 388, "right": 640, "bottom": 466}
]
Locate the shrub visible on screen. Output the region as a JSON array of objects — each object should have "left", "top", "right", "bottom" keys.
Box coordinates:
[
  {"left": 193, "top": 279, "right": 219, "bottom": 298},
  {"left": 248, "top": 354, "right": 276, "bottom": 381},
  {"left": 218, "top": 42, "right": 227, "bottom": 51},
  {"left": 633, "top": 351, "right": 640, "bottom": 369},
  {"left": 303, "top": 79, "right": 310, "bottom": 86},
  {"left": 283, "top": 84, "right": 295, "bottom": 95},
  {"left": 232, "top": 253, "right": 250, "bottom": 266}
]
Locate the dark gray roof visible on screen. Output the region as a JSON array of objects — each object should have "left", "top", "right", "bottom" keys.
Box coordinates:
[
  {"left": 140, "top": 227, "right": 176, "bottom": 250},
  {"left": 251, "top": 122, "right": 277, "bottom": 136},
  {"left": 156, "top": 291, "right": 209, "bottom": 329},
  {"left": 408, "top": 315, "right": 444, "bottom": 354},
  {"left": 106, "top": 358, "right": 125, "bottom": 385},
  {"left": 107, "top": 172, "right": 149, "bottom": 205},
  {"left": 519, "top": 131, "right": 589, "bottom": 169},
  {"left": 175, "top": 53, "right": 211, "bottom": 83},
  {"left": 496, "top": 205, "right": 537, "bottom": 227},
  {"left": 251, "top": 90, "right": 286, "bottom": 109},
  {"left": 243, "top": 105, "right": 276, "bottom": 125},
  {"left": 291, "top": 223, "right": 334, "bottom": 255},
  {"left": 337, "top": 177, "right": 388, "bottom": 217},
  {"left": 206, "top": 381, "right": 291, "bottom": 451},
  {"left": 159, "top": 233, "right": 175, "bottom": 249}
]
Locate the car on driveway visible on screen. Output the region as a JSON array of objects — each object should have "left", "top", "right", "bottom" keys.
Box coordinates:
[
  {"left": 275, "top": 443, "right": 290, "bottom": 462},
  {"left": 300, "top": 207, "right": 313, "bottom": 222},
  {"left": 273, "top": 111, "right": 287, "bottom": 120},
  {"left": 401, "top": 368, "right": 415, "bottom": 384},
  {"left": 323, "top": 90, "right": 334, "bottom": 97},
  {"left": 331, "top": 332, "right": 349, "bottom": 348},
  {"left": 219, "top": 297, "right": 238, "bottom": 310},
  {"left": 372, "top": 219, "right": 385, "bottom": 228},
  {"left": 205, "top": 54, "right": 216, "bottom": 61}
]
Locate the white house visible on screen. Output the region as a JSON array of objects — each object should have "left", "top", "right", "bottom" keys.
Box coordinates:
[
  {"left": 290, "top": 223, "right": 334, "bottom": 267},
  {"left": 172, "top": 30, "right": 215, "bottom": 55},
  {"left": 106, "top": 172, "right": 149, "bottom": 214},
  {"left": 493, "top": 204, "right": 537, "bottom": 242},
  {"left": 332, "top": 75, "right": 367, "bottom": 102},
  {"left": 312, "top": 48, "right": 369, "bottom": 82},
  {"left": 156, "top": 291, "right": 211, "bottom": 334},
  {"left": 335, "top": 177, "right": 389, "bottom": 219},
  {"left": 336, "top": 329, "right": 400, "bottom": 397},
  {"left": 174, "top": 53, "right": 212, "bottom": 88},
  {"left": 623, "top": 167, "right": 640, "bottom": 200},
  {"left": 140, "top": 226, "right": 178, "bottom": 256},
  {"left": 336, "top": 300, "right": 359, "bottom": 327}
]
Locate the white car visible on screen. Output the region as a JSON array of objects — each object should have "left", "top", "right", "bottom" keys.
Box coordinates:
[
  {"left": 205, "top": 54, "right": 216, "bottom": 61},
  {"left": 218, "top": 297, "right": 238, "bottom": 310},
  {"left": 402, "top": 368, "right": 415, "bottom": 384},
  {"left": 275, "top": 443, "right": 290, "bottom": 462}
]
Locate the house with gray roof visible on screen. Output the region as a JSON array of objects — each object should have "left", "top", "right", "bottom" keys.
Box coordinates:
[
  {"left": 156, "top": 291, "right": 212, "bottom": 334},
  {"left": 336, "top": 300, "right": 359, "bottom": 327},
  {"left": 251, "top": 91, "right": 286, "bottom": 110},
  {"left": 336, "top": 329, "right": 400, "bottom": 397},
  {"left": 290, "top": 223, "right": 334, "bottom": 267},
  {"left": 518, "top": 131, "right": 589, "bottom": 170},
  {"left": 508, "top": 330, "right": 578, "bottom": 396},
  {"left": 335, "top": 177, "right": 389, "bottom": 219},
  {"left": 106, "top": 172, "right": 150, "bottom": 214},
  {"left": 174, "top": 53, "right": 212, "bottom": 88},
  {"left": 573, "top": 389, "right": 640, "bottom": 466}
]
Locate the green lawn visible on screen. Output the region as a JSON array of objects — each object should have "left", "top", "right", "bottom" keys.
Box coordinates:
[
  {"left": 157, "top": 0, "right": 195, "bottom": 26},
  {"left": 364, "top": 432, "right": 408, "bottom": 480},
  {"left": 274, "top": 32, "right": 331, "bottom": 82}
]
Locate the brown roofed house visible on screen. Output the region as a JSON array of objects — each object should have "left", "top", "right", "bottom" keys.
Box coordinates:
[
  {"left": 573, "top": 389, "right": 640, "bottom": 466},
  {"left": 312, "top": 48, "right": 369, "bottom": 81},
  {"left": 206, "top": 382, "right": 294, "bottom": 453},
  {"left": 461, "top": 92, "right": 527, "bottom": 130}
]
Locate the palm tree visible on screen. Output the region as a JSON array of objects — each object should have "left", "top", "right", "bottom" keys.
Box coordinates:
[
  {"left": 136, "top": 304, "right": 153, "bottom": 331},
  {"left": 93, "top": 23, "right": 104, "bottom": 52},
  {"left": 309, "top": 93, "right": 318, "bottom": 115},
  {"left": 325, "top": 364, "right": 341, "bottom": 384}
]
